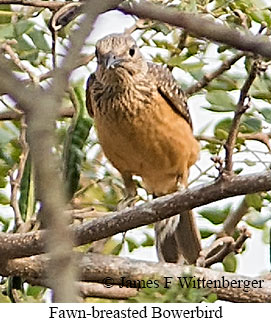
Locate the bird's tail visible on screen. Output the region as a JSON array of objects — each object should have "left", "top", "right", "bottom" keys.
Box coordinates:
[{"left": 155, "top": 210, "right": 201, "bottom": 264}]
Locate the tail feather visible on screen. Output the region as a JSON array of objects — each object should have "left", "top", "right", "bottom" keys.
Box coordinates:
[{"left": 155, "top": 211, "right": 201, "bottom": 264}]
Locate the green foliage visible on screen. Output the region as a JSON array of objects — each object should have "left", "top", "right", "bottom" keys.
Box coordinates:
[
  {"left": 222, "top": 253, "right": 237, "bottom": 273},
  {"left": 205, "top": 90, "right": 236, "bottom": 112},
  {"left": 63, "top": 82, "right": 92, "bottom": 201},
  {"left": 130, "top": 278, "right": 217, "bottom": 303},
  {"left": 198, "top": 204, "right": 232, "bottom": 225},
  {"left": 18, "top": 156, "right": 33, "bottom": 222}
]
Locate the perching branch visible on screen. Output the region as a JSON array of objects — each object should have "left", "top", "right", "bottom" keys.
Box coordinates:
[{"left": 0, "top": 170, "right": 271, "bottom": 260}]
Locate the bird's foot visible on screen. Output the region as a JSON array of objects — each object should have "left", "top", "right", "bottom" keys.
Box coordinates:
[{"left": 117, "top": 195, "right": 139, "bottom": 211}]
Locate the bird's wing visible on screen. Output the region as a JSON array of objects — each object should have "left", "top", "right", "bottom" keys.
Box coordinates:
[{"left": 147, "top": 62, "right": 193, "bottom": 129}]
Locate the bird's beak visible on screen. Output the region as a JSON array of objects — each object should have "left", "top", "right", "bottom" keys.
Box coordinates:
[{"left": 103, "top": 52, "right": 124, "bottom": 69}]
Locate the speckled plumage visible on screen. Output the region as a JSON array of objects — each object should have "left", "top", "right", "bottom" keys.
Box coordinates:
[{"left": 86, "top": 33, "right": 201, "bottom": 264}]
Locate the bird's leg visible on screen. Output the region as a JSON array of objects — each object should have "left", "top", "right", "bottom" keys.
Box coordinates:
[{"left": 117, "top": 172, "right": 138, "bottom": 210}]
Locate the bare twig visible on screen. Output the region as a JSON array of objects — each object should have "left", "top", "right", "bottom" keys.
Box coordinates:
[
  {"left": 224, "top": 60, "right": 259, "bottom": 174},
  {"left": 196, "top": 133, "right": 271, "bottom": 151},
  {"left": 8, "top": 116, "right": 29, "bottom": 231},
  {"left": 1, "top": 41, "right": 37, "bottom": 83},
  {"left": 223, "top": 197, "right": 249, "bottom": 236},
  {"left": 185, "top": 52, "right": 244, "bottom": 96},
  {"left": 0, "top": 0, "right": 67, "bottom": 10},
  {"left": 0, "top": 106, "right": 74, "bottom": 121},
  {"left": 203, "top": 227, "right": 251, "bottom": 267}
]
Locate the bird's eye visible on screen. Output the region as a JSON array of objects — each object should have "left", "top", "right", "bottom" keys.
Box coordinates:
[{"left": 129, "top": 47, "right": 135, "bottom": 57}]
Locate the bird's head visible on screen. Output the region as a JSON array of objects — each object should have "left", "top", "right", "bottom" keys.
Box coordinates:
[{"left": 95, "top": 33, "right": 147, "bottom": 82}]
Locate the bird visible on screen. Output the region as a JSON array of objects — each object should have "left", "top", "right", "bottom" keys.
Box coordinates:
[{"left": 86, "top": 33, "right": 201, "bottom": 264}]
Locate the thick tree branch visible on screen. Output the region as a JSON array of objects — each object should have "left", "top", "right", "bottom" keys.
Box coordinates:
[
  {"left": 3, "top": 1, "right": 271, "bottom": 60},
  {"left": 0, "top": 170, "right": 270, "bottom": 260},
  {"left": 120, "top": 1, "right": 271, "bottom": 59},
  {"left": 0, "top": 253, "right": 270, "bottom": 303}
]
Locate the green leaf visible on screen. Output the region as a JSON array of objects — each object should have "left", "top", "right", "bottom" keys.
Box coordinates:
[
  {"left": 0, "top": 23, "right": 14, "bottom": 39},
  {"left": 206, "top": 77, "right": 238, "bottom": 91},
  {"left": 0, "top": 191, "right": 9, "bottom": 205},
  {"left": 111, "top": 242, "right": 122, "bottom": 255},
  {"left": 0, "top": 5, "right": 12, "bottom": 24},
  {"left": 18, "top": 156, "right": 33, "bottom": 221},
  {"left": 152, "top": 23, "right": 171, "bottom": 35},
  {"left": 28, "top": 29, "right": 50, "bottom": 52},
  {"left": 200, "top": 229, "right": 215, "bottom": 239},
  {"left": 15, "top": 35, "right": 34, "bottom": 52},
  {"left": 141, "top": 233, "right": 155, "bottom": 247},
  {"left": 245, "top": 193, "right": 262, "bottom": 211},
  {"left": 26, "top": 285, "right": 46, "bottom": 299},
  {"left": 206, "top": 90, "right": 236, "bottom": 112},
  {"left": 223, "top": 253, "right": 237, "bottom": 273},
  {"left": 240, "top": 117, "right": 262, "bottom": 133},
  {"left": 0, "top": 215, "right": 11, "bottom": 232},
  {"left": 167, "top": 55, "right": 187, "bottom": 68},
  {"left": 63, "top": 83, "right": 92, "bottom": 200},
  {"left": 251, "top": 77, "right": 271, "bottom": 101},
  {"left": 205, "top": 293, "right": 218, "bottom": 303},
  {"left": 243, "top": 159, "right": 256, "bottom": 166},
  {"left": 152, "top": 39, "right": 176, "bottom": 51},
  {"left": 214, "top": 118, "right": 232, "bottom": 140},
  {"left": 179, "top": 61, "right": 205, "bottom": 72},
  {"left": 198, "top": 204, "right": 231, "bottom": 225},
  {"left": 14, "top": 20, "right": 34, "bottom": 36},
  {"left": 245, "top": 209, "right": 270, "bottom": 229},
  {"left": 126, "top": 237, "right": 139, "bottom": 252},
  {"left": 260, "top": 107, "right": 271, "bottom": 123}
]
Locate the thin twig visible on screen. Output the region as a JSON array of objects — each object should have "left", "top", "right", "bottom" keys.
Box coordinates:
[
  {"left": 1, "top": 40, "right": 37, "bottom": 83},
  {"left": 223, "top": 60, "right": 259, "bottom": 174},
  {"left": 196, "top": 133, "right": 271, "bottom": 151},
  {"left": 8, "top": 116, "right": 29, "bottom": 231},
  {"left": 0, "top": 106, "right": 74, "bottom": 121},
  {"left": 223, "top": 197, "right": 249, "bottom": 236},
  {"left": 203, "top": 227, "right": 251, "bottom": 267},
  {"left": 185, "top": 52, "right": 244, "bottom": 96},
  {"left": 0, "top": 0, "right": 67, "bottom": 10}
]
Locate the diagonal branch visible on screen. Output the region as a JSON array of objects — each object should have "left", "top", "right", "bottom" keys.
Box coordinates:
[
  {"left": 0, "top": 170, "right": 271, "bottom": 260},
  {"left": 185, "top": 52, "right": 244, "bottom": 96},
  {"left": 224, "top": 60, "right": 259, "bottom": 174}
]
